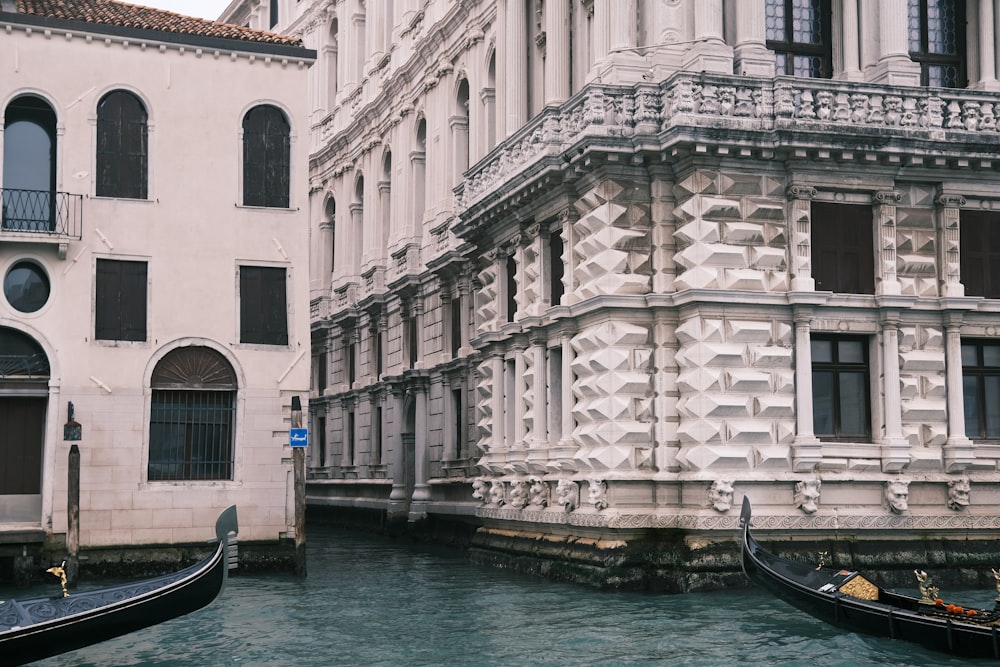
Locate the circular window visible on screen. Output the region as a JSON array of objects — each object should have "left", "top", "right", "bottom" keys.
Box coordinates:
[{"left": 4, "top": 261, "right": 50, "bottom": 313}]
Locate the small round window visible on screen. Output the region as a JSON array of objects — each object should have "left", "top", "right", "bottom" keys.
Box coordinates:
[{"left": 4, "top": 261, "right": 50, "bottom": 313}]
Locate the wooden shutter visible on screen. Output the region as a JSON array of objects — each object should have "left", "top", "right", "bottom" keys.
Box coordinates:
[{"left": 811, "top": 202, "right": 874, "bottom": 294}]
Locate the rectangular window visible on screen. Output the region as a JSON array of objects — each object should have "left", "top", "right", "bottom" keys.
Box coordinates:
[
  {"left": 348, "top": 340, "right": 357, "bottom": 384},
  {"left": 765, "top": 0, "right": 832, "bottom": 78},
  {"left": 373, "top": 406, "right": 382, "bottom": 464},
  {"left": 239, "top": 265, "right": 288, "bottom": 345},
  {"left": 452, "top": 388, "right": 464, "bottom": 458},
  {"left": 269, "top": 0, "right": 279, "bottom": 28},
  {"left": 346, "top": 411, "right": 355, "bottom": 466},
  {"left": 148, "top": 390, "right": 234, "bottom": 481},
  {"left": 317, "top": 350, "right": 327, "bottom": 395},
  {"left": 812, "top": 335, "right": 871, "bottom": 441},
  {"left": 549, "top": 229, "right": 564, "bottom": 307},
  {"left": 961, "top": 211, "right": 1000, "bottom": 298},
  {"left": 811, "top": 202, "right": 875, "bottom": 294},
  {"left": 908, "top": 0, "right": 966, "bottom": 87},
  {"left": 450, "top": 296, "right": 462, "bottom": 357},
  {"left": 95, "top": 258, "right": 147, "bottom": 341},
  {"left": 406, "top": 316, "right": 418, "bottom": 368},
  {"left": 317, "top": 415, "right": 327, "bottom": 467},
  {"left": 963, "top": 341, "right": 1000, "bottom": 440},
  {"left": 375, "top": 329, "right": 384, "bottom": 377}
]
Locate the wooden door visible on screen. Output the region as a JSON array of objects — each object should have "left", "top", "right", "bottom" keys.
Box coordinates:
[{"left": 0, "top": 397, "right": 45, "bottom": 494}]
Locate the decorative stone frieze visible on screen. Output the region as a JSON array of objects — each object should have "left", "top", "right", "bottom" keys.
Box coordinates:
[
  {"left": 675, "top": 316, "right": 794, "bottom": 471},
  {"left": 570, "top": 320, "right": 653, "bottom": 471}
]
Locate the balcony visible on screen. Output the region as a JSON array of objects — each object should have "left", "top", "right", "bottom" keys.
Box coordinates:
[{"left": 1, "top": 188, "right": 83, "bottom": 257}]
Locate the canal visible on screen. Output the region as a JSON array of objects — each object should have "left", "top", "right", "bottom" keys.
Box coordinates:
[{"left": 8, "top": 522, "right": 1000, "bottom": 666}]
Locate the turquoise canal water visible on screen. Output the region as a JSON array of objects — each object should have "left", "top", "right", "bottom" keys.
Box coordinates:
[{"left": 9, "top": 523, "right": 1000, "bottom": 666}]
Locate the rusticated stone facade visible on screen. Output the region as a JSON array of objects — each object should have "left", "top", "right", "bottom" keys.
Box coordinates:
[{"left": 233, "top": 0, "right": 1000, "bottom": 588}]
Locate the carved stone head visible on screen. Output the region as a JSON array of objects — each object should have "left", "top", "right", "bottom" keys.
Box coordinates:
[
  {"left": 471, "top": 477, "right": 489, "bottom": 504},
  {"left": 885, "top": 479, "right": 910, "bottom": 514},
  {"left": 556, "top": 479, "right": 579, "bottom": 513},
  {"left": 947, "top": 477, "right": 971, "bottom": 511},
  {"left": 587, "top": 478, "right": 608, "bottom": 511},
  {"left": 488, "top": 480, "right": 506, "bottom": 507},
  {"left": 508, "top": 480, "right": 528, "bottom": 509},
  {"left": 794, "top": 478, "right": 821, "bottom": 515},
  {"left": 708, "top": 479, "right": 735, "bottom": 513},
  {"left": 527, "top": 477, "right": 549, "bottom": 508}
]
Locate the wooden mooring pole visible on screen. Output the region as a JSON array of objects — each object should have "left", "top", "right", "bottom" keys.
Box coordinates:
[
  {"left": 67, "top": 443, "right": 80, "bottom": 587},
  {"left": 291, "top": 396, "right": 306, "bottom": 577}
]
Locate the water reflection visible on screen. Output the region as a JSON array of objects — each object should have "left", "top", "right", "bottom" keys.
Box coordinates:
[{"left": 9, "top": 524, "right": 1000, "bottom": 666}]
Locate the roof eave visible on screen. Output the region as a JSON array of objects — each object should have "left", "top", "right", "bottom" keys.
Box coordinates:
[{"left": 0, "top": 10, "right": 316, "bottom": 61}]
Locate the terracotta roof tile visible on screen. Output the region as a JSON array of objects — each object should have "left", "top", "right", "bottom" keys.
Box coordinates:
[{"left": 14, "top": 0, "right": 303, "bottom": 47}]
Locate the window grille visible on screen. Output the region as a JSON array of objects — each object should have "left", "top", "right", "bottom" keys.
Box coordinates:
[
  {"left": 908, "top": 0, "right": 966, "bottom": 87},
  {"left": 148, "top": 346, "right": 236, "bottom": 481},
  {"left": 765, "top": 0, "right": 832, "bottom": 78}
]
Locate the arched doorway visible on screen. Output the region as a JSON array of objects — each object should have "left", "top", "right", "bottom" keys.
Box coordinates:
[{"left": 0, "top": 327, "right": 49, "bottom": 520}]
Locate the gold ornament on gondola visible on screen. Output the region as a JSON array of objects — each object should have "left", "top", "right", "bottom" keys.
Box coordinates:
[
  {"left": 915, "top": 569, "right": 939, "bottom": 604},
  {"left": 46, "top": 561, "right": 69, "bottom": 598}
]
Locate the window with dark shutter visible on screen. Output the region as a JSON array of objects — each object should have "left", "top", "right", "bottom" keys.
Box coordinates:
[
  {"left": 242, "top": 105, "right": 290, "bottom": 208},
  {"left": 95, "top": 259, "right": 147, "bottom": 342},
  {"left": 239, "top": 265, "right": 288, "bottom": 345},
  {"left": 96, "top": 91, "right": 148, "bottom": 199},
  {"left": 961, "top": 211, "right": 1000, "bottom": 299},
  {"left": 811, "top": 202, "right": 875, "bottom": 294}
]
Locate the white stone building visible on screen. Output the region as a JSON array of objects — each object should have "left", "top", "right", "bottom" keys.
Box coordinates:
[
  {"left": 0, "top": 1, "right": 314, "bottom": 564},
  {"left": 249, "top": 0, "right": 1000, "bottom": 584}
]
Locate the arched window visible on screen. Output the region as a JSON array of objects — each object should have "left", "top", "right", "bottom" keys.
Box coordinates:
[
  {"left": 3, "top": 95, "right": 56, "bottom": 231},
  {"left": 453, "top": 79, "right": 470, "bottom": 183},
  {"left": 242, "top": 105, "right": 290, "bottom": 208},
  {"left": 148, "top": 346, "right": 237, "bottom": 481},
  {"left": 96, "top": 90, "right": 148, "bottom": 199}
]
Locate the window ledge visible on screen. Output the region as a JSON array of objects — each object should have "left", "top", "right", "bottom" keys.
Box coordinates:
[
  {"left": 91, "top": 196, "right": 154, "bottom": 203},
  {"left": 235, "top": 204, "right": 298, "bottom": 212}
]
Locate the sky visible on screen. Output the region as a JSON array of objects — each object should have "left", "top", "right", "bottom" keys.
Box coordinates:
[{"left": 129, "top": 1, "right": 233, "bottom": 21}]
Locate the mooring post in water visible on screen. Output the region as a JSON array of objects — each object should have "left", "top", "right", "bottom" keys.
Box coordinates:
[
  {"left": 67, "top": 443, "right": 80, "bottom": 587},
  {"left": 291, "top": 395, "right": 307, "bottom": 577}
]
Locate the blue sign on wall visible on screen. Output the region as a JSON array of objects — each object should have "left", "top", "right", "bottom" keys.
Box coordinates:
[{"left": 290, "top": 428, "right": 309, "bottom": 448}]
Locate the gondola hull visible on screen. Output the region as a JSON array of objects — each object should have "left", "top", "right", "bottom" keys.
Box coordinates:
[
  {"left": 740, "top": 498, "right": 1000, "bottom": 659},
  {"left": 0, "top": 505, "right": 237, "bottom": 666}
]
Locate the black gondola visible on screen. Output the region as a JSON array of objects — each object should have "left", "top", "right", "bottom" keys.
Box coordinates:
[
  {"left": 0, "top": 505, "right": 238, "bottom": 666},
  {"left": 740, "top": 497, "right": 1000, "bottom": 659}
]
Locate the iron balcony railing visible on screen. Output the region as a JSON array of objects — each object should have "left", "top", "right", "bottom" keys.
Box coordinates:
[{"left": 1, "top": 188, "right": 83, "bottom": 240}]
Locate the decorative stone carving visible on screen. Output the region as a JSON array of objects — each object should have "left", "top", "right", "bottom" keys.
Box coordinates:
[
  {"left": 527, "top": 477, "right": 549, "bottom": 508},
  {"left": 571, "top": 321, "right": 653, "bottom": 471},
  {"left": 708, "top": 479, "right": 734, "bottom": 513},
  {"left": 947, "top": 477, "right": 971, "bottom": 511},
  {"left": 472, "top": 477, "right": 489, "bottom": 504},
  {"left": 793, "top": 477, "right": 821, "bottom": 514},
  {"left": 885, "top": 479, "right": 910, "bottom": 514},
  {"left": 556, "top": 479, "right": 579, "bottom": 512},
  {"left": 488, "top": 480, "right": 507, "bottom": 507},
  {"left": 587, "top": 478, "right": 608, "bottom": 511},
  {"left": 508, "top": 480, "right": 528, "bottom": 509}
]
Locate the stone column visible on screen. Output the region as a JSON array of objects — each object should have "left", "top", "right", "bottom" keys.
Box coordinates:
[
  {"left": 880, "top": 312, "right": 910, "bottom": 472},
  {"left": 526, "top": 336, "right": 549, "bottom": 474},
  {"left": 547, "top": 328, "right": 578, "bottom": 473},
  {"left": 506, "top": 342, "right": 528, "bottom": 472},
  {"left": 545, "top": 0, "right": 571, "bottom": 104},
  {"left": 559, "top": 208, "right": 579, "bottom": 305},
  {"left": 839, "top": 0, "right": 863, "bottom": 81},
  {"left": 976, "top": 0, "right": 998, "bottom": 90},
  {"left": 377, "top": 179, "right": 390, "bottom": 265},
  {"left": 367, "top": 0, "right": 385, "bottom": 67},
  {"left": 871, "top": 0, "right": 920, "bottom": 85},
  {"left": 937, "top": 194, "right": 965, "bottom": 297},
  {"left": 874, "top": 190, "right": 901, "bottom": 296},
  {"left": 490, "top": 352, "right": 507, "bottom": 462},
  {"left": 504, "top": 0, "right": 528, "bottom": 135},
  {"left": 942, "top": 314, "right": 974, "bottom": 471},
  {"left": 449, "top": 113, "right": 469, "bottom": 186},
  {"left": 412, "top": 297, "right": 425, "bottom": 369},
  {"left": 591, "top": 0, "right": 611, "bottom": 65},
  {"left": 683, "top": 0, "right": 733, "bottom": 75},
  {"left": 457, "top": 273, "right": 471, "bottom": 356},
  {"left": 409, "top": 384, "right": 431, "bottom": 519},
  {"left": 733, "top": 0, "right": 774, "bottom": 76},
  {"left": 792, "top": 307, "right": 822, "bottom": 471},
  {"left": 319, "top": 219, "right": 334, "bottom": 293},
  {"left": 788, "top": 185, "right": 817, "bottom": 292}
]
